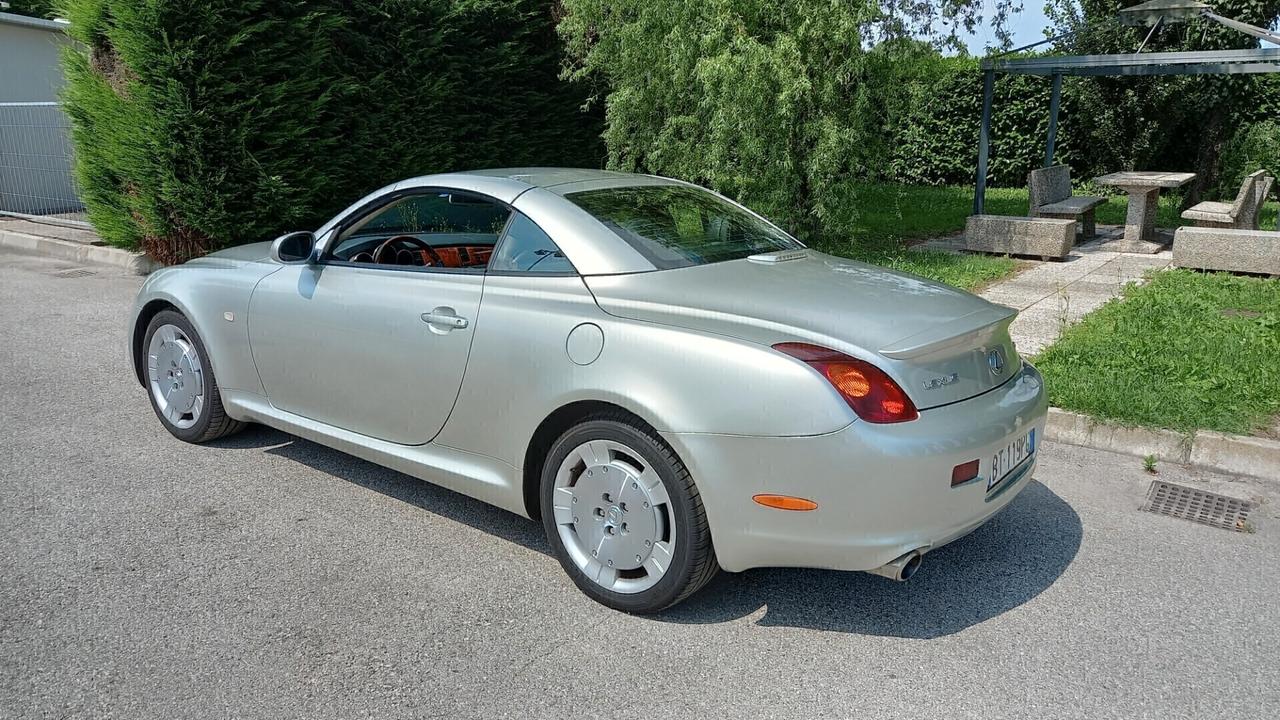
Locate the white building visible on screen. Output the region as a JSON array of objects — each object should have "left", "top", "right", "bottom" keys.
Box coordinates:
[{"left": 0, "top": 11, "right": 81, "bottom": 217}]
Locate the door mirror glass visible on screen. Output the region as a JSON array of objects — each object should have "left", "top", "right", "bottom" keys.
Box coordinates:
[{"left": 270, "top": 231, "right": 316, "bottom": 263}]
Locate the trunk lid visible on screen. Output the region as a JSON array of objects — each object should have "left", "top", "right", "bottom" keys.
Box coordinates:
[{"left": 584, "top": 250, "right": 1020, "bottom": 409}]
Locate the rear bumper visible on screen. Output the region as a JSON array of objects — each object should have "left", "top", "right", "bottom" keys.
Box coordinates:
[{"left": 665, "top": 361, "right": 1048, "bottom": 573}]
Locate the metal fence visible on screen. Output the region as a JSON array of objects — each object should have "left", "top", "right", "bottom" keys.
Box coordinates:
[{"left": 0, "top": 101, "right": 90, "bottom": 228}]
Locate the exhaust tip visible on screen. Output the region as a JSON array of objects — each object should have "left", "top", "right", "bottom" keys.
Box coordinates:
[
  {"left": 899, "top": 553, "right": 922, "bottom": 581},
  {"left": 866, "top": 549, "right": 925, "bottom": 582}
]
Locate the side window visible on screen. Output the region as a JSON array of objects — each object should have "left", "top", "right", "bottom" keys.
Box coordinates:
[
  {"left": 330, "top": 191, "right": 510, "bottom": 269},
  {"left": 489, "top": 212, "right": 576, "bottom": 273}
]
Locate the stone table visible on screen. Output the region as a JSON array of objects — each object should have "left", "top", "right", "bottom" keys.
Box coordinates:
[{"left": 1095, "top": 171, "right": 1196, "bottom": 253}]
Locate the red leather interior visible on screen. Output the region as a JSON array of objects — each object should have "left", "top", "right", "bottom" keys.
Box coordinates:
[{"left": 419, "top": 246, "right": 492, "bottom": 268}]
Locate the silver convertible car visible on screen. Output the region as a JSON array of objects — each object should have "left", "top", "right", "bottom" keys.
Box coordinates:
[{"left": 129, "top": 168, "right": 1047, "bottom": 612}]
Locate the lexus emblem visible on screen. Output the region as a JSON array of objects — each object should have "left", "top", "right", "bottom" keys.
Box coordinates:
[{"left": 987, "top": 348, "right": 1006, "bottom": 375}]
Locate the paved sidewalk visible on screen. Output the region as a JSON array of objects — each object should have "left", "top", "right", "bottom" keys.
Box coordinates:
[
  {"left": 0, "top": 215, "right": 102, "bottom": 245},
  {"left": 922, "top": 226, "right": 1173, "bottom": 355},
  {"left": 0, "top": 214, "right": 157, "bottom": 274}
]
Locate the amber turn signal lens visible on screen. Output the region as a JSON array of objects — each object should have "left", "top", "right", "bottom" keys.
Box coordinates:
[
  {"left": 951, "top": 459, "right": 980, "bottom": 486},
  {"left": 752, "top": 494, "right": 819, "bottom": 511},
  {"left": 824, "top": 363, "right": 871, "bottom": 398}
]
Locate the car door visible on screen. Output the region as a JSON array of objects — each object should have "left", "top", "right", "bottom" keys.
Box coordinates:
[{"left": 247, "top": 189, "right": 507, "bottom": 445}]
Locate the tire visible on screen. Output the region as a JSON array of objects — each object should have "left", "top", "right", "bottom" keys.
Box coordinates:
[
  {"left": 142, "top": 310, "right": 245, "bottom": 443},
  {"left": 540, "top": 413, "right": 719, "bottom": 613}
]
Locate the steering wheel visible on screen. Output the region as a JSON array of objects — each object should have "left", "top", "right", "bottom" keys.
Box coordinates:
[{"left": 372, "top": 235, "right": 443, "bottom": 266}]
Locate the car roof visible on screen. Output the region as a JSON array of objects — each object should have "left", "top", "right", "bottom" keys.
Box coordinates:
[
  {"left": 395, "top": 168, "right": 685, "bottom": 203},
  {"left": 318, "top": 168, "right": 702, "bottom": 275}
]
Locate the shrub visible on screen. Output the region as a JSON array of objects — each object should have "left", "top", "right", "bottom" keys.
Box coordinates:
[
  {"left": 61, "top": 0, "right": 602, "bottom": 263},
  {"left": 1215, "top": 120, "right": 1280, "bottom": 200}
]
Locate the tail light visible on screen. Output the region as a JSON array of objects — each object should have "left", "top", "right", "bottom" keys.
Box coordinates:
[{"left": 773, "top": 342, "right": 919, "bottom": 423}]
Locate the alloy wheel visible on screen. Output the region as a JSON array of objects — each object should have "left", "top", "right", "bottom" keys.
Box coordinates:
[
  {"left": 146, "top": 323, "right": 206, "bottom": 430},
  {"left": 551, "top": 439, "right": 675, "bottom": 594}
]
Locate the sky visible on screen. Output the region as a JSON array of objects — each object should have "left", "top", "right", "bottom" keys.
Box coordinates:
[{"left": 960, "top": 3, "right": 1055, "bottom": 55}]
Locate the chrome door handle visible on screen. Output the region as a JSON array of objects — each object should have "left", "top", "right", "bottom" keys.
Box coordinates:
[{"left": 421, "top": 308, "right": 469, "bottom": 330}]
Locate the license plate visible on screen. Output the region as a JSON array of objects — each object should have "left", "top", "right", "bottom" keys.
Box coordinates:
[{"left": 989, "top": 428, "right": 1035, "bottom": 491}]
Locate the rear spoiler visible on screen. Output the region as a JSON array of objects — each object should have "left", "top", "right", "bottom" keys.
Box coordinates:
[{"left": 878, "top": 305, "right": 1016, "bottom": 360}]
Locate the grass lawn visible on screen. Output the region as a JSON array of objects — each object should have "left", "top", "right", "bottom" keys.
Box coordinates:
[
  {"left": 818, "top": 182, "right": 1279, "bottom": 291},
  {"left": 813, "top": 184, "right": 1022, "bottom": 290},
  {"left": 1035, "top": 270, "right": 1280, "bottom": 436}
]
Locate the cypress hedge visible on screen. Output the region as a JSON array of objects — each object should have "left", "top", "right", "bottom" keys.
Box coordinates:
[{"left": 61, "top": 0, "right": 602, "bottom": 263}]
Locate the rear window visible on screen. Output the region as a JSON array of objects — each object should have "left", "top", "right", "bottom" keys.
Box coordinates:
[{"left": 565, "top": 185, "right": 802, "bottom": 269}]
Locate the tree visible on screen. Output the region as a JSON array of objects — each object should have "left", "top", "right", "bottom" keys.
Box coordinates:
[{"left": 562, "top": 0, "right": 899, "bottom": 239}]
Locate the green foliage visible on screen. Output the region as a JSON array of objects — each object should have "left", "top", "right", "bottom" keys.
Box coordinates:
[
  {"left": 4, "top": 0, "right": 57, "bottom": 17},
  {"left": 560, "top": 0, "right": 880, "bottom": 239},
  {"left": 818, "top": 179, "right": 1276, "bottom": 288},
  {"left": 1215, "top": 120, "right": 1280, "bottom": 200},
  {"left": 887, "top": 57, "right": 1067, "bottom": 187},
  {"left": 558, "top": 2, "right": 1021, "bottom": 288},
  {"left": 1045, "top": 0, "right": 1280, "bottom": 198},
  {"left": 61, "top": 0, "right": 601, "bottom": 262},
  {"left": 1036, "top": 270, "right": 1280, "bottom": 435},
  {"left": 803, "top": 182, "right": 1021, "bottom": 290}
]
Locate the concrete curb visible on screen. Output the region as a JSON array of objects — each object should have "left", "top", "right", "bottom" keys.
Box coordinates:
[
  {"left": 0, "top": 228, "right": 158, "bottom": 274},
  {"left": 1045, "top": 407, "right": 1280, "bottom": 483}
]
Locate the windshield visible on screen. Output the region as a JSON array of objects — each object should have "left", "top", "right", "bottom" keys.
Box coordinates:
[{"left": 565, "top": 184, "right": 802, "bottom": 269}]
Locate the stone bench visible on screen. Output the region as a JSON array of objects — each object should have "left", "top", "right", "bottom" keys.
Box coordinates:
[
  {"left": 1181, "top": 169, "right": 1272, "bottom": 230},
  {"left": 965, "top": 215, "right": 1076, "bottom": 259},
  {"left": 1030, "top": 165, "right": 1106, "bottom": 239},
  {"left": 1172, "top": 226, "right": 1280, "bottom": 276}
]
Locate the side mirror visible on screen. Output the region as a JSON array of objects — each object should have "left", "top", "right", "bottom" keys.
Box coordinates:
[{"left": 270, "top": 231, "right": 316, "bottom": 263}]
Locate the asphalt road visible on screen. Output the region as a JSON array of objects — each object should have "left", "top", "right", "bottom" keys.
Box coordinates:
[{"left": 2, "top": 248, "right": 1278, "bottom": 720}]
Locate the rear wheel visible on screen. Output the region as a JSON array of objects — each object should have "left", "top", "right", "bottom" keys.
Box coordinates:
[
  {"left": 540, "top": 414, "right": 718, "bottom": 613},
  {"left": 142, "top": 310, "right": 244, "bottom": 443}
]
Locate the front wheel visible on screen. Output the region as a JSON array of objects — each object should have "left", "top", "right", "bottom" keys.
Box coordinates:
[
  {"left": 540, "top": 414, "right": 719, "bottom": 613},
  {"left": 142, "top": 310, "right": 245, "bottom": 443}
]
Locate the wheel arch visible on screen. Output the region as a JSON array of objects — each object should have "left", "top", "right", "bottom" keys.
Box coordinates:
[
  {"left": 522, "top": 400, "right": 670, "bottom": 521},
  {"left": 130, "top": 298, "right": 184, "bottom": 386}
]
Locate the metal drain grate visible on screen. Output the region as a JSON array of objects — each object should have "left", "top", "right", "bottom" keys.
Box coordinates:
[
  {"left": 52, "top": 268, "right": 96, "bottom": 279},
  {"left": 1141, "top": 480, "right": 1253, "bottom": 532}
]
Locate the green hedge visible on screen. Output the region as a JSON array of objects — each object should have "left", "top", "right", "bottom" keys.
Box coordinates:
[
  {"left": 887, "top": 58, "right": 1070, "bottom": 188},
  {"left": 62, "top": 0, "right": 602, "bottom": 263},
  {"left": 4, "top": 0, "right": 57, "bottom": 17}
]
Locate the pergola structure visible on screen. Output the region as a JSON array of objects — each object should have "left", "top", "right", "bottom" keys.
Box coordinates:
[{"left": 972, "top": 11, "right": 1280, "bottom": 214}]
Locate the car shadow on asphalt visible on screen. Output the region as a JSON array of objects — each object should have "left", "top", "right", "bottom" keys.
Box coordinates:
[
  {"left": 655, "top": 481, "right": 1083, "bottom": 638},
  {"left": 210, "top": 425, "right": 553, "bottom": 554},
  {"left": 212, "top": 426, "right": 1082, "bottom": 639}
]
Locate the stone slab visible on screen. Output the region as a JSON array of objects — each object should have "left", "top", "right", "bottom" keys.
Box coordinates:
[
  {"left": 1172, "top": 226, "right": 1280, "bottom": 275},
  {"left": 965, "top": 215, "right": 1076, "bottom": 258}
]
